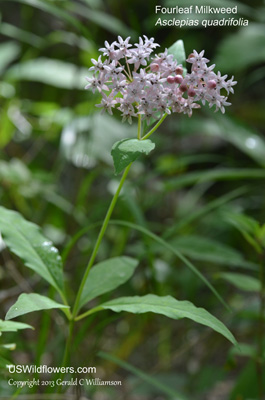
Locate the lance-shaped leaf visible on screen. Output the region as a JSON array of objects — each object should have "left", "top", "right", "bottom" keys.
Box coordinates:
[
  {"left": 95, "top": 294, "right": 236, "bottom": 344},
  {"left": 168, "top": 39, "right": 186, "bottom": 74},
  {"left": 79, "top": 256, "right": 138, "bottom": 310},
  {"left": 218, "top": 272, "right": 261, "bottom": 292},
  {"left": 111, "top": 138, "right": 155, "bottom": 175},
  {"left": 0, "top": 319, "right": 33, "bottom": 332},
  {"left": 0, "top": 206, "right": 64, "bottom": 294},
  {"left": 5, "top": 293, "right": 69, "bottom": 320}
]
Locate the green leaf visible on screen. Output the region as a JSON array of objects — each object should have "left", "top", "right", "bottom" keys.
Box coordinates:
[
  {"left": 258, "top": 223, "right": 265, "bottom": 248},
  {"left": 0, "top": 103, "right": 15, "bottom": 147},
  {"left": 0, "top": 206, "right": 64, "bottom": 294},
  {"left": 111, "top": 138, "right": 155, "bottom": 175},
  {"left": 0, "top": 22, "right": 44, "bottom": 48},
  {"left": 218, "top": 273, "right": 261, "bottom": 292},
  {"left": 224, "top": 212, "right": 262, "bottom": 253},
  {"left": 97, "top": 294, "right": 236, "bottom": 344},
  {"left": 5, "top": 58, "right": 88, "bottom": 89},
  {"left": 170, "top": 235, "right": 257, "bottom": 270},
  {"left": 215, "top": 24, "right": 265, "bottom": 73},
  {"left": 176, "top": 113, "right": 265, "bottom": 168},
  {"left": 110, "top": 220, "right": 230, "bottom": 310},
  {"left": 5, "top": 293, "right": 69, "bottom": 320},
  {"left": 164, "top": 187, "right": 248, "bottom": 238},
  {"left": 60, "top": 114, "right": 135, "bottom": 168},
  {"left": 230, "top": 343, "right": 258, "bottom": 359},
  {"left": 224, "top": 212, "right": 260, "bottom": 235},
  {"left": 167, "top": 39, "right": 186, "bottom": 73},
  {"left": 229, "top": 360, "right": 264, "bottom": 400},
  {"left": 165, "top": 169, "right": 265, "bottom": 191},
  {"left": 79, "top": 256, "right": 138, "bottom": 310},
  {"left": 8, "top": 0, "right": 85, "bottom": 33},
  {"left": 210, "top": 114, "right": 265, "bottom": 168},
  {"left": 0, "top": 42, "right": 20, "bottom": 74},
  {"left": 0, "top": 319, "right": 33, "bottom": 332}
]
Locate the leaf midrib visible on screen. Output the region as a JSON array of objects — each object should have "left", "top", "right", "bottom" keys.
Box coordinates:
[{"left": 102, "top": 295, "right": 233, "bottom": 341}]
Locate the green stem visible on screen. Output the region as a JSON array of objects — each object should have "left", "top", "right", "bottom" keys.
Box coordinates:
[
  {"left": 71, "top": 114, "right": 167, "bottom": 319},
  {"left": 138, "top": 114, "right": 142, "bottom": 140},
  {"left": 142, "top": 112, "right": 168, "bottom": 140},
  {"left": 72, "top": 163, "right": 132, "bottom": 317},
  {"left": 75, "top": 306, "right": 103, "bottom": 321},
  {"left": 57, "top": 319, "right": 74, "bottom": 392},
  {"left": 59, "top": 112, "right": 168, "bottom": 392}
]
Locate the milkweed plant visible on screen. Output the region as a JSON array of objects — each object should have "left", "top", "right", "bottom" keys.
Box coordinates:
[{"left": 1, "top": 36, "right": 238, "bottom": 393}]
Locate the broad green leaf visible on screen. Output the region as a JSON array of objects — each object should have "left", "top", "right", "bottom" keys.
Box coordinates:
[
  {"left": 97, "top": 294, "right": 236, "bottom": 344},
  {"left": 168, "top": 39, "right": 186, "bottom": 73},
  {"left": 111, "top": 138, "right": 155, "bottom": 175},
  {"left": 170, "top": 235, "right": 258, "bottom": 270},
  {"left": 218, "top": 273, "right": 261, "bottom": 292},
  {"left": 5, "top": 294, "right": 69, "bottom": 320},
  {"left": 79, "top": 256, "right": 138, "bottom": 310},
  {"left": 5, "top": 58, "right": 88, "bottom": 89},
  {"left": 0, "top": 319, "right": 33, "bottom": 332},
  {"left": 0, "top": 206, "right": 64, "bottom": 294}
]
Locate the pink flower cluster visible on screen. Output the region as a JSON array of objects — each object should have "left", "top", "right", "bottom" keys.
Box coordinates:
[{"left": 85, "top": 36, "right": 236, "bottom": 123}]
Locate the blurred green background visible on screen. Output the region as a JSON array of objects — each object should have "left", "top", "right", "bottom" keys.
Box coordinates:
[{"left": 1, "top": 0, "right": 265, "bottom": 399}]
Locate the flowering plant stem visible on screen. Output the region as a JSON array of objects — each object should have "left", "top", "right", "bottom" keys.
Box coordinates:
[
  {"left": 60, "top": 113, "right": 167, "bottom": 375},
  {"left": 142, "top": 112, "right": 168, "bottom": 140},
  {"left": 72, "top": 162, "right": 132, "bottom": 318}
]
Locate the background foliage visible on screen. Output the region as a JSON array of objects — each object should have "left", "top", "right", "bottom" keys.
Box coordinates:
[{"left": 0, "top": 0, "right": 265, "bottom": 399}]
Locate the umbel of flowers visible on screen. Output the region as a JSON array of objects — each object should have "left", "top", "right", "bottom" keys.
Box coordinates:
[{"left": 85, "top": 35, "right": 236, "bottom": 123}]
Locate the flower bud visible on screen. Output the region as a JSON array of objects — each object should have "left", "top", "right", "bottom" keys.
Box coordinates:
[
  {"left": 175, "top": 66, "right": 183, "bottom": 75},
  {"left": 207, "top": 80, "right": 217, "bottom": 89},
  {"left": 179, "top": 83, "right": 187, "bottom": 92},
  {"left": 188, "top": 87, "right": 196, "bottom": 97},
  {"left": 150, "top": 63, "right": 159, "bottom": 72},
  {"left": 174, "top": 75, "right": 183, "bottom": 84},
  {"left": 167, "top": 76, "right": 175, "bottom": 84}
]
